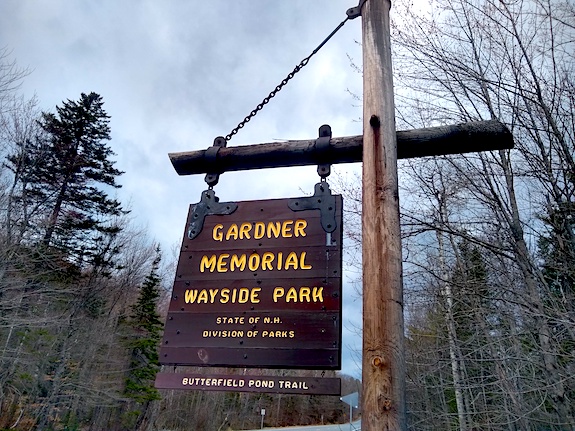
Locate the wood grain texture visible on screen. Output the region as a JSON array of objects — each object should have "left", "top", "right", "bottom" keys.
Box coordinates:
[
  {"left": 160, "top": 196, "right": 343, "bottom": 369},
  {"left": 168, "top": 119, "right": 513, "bottom": 175},
  {"left": 155, "top": 373, "right": 341, "bottom": 395},
  {"left": 361, "top": 0, "right": 407, "bottom": 429}
]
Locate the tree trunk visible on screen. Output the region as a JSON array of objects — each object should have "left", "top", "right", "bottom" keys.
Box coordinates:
[{"left": 437, "top": 229, "right": 469, "bottom": 431}]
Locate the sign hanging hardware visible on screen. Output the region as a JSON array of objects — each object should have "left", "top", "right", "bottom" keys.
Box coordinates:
[
  {"left": 187, "top": 189, "right": 237, "bottom": 240},
  {"left": 198, "top": 6, "right": 359, "bottom": 187},
  {"left": 222, "top": 10, "right": 355, "bottom": 144},
  {"left": 346, "top": 0, "right": 368, "bottom": 20},
  {"left": 288, "top": 182, "right": 337, "bottom": 234},
  {"left": 204, "top": 136, "right": 227, "bottom": 188},
  {"left": 315, "top": 124, "right": 332, "bottom": 179}
]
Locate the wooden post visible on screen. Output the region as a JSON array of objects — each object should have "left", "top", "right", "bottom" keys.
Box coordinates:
[{"left": 361, "top": 0, "right": 406, "bottom": 429}]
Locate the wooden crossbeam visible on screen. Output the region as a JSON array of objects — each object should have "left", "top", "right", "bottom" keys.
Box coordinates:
[{"left": 169, "top": 119, "right": 513, "bottom": 176}]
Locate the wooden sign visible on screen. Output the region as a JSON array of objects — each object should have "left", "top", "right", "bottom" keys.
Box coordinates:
[
  {"left": 159, "top": 194, "right": 343, "bottom": 369},
  {"left": 155, "top": 373, "right": 341, "bottom": 395}
]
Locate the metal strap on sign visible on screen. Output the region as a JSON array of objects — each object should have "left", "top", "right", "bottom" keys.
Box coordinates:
[
  {"left": 288, "top": 182, "right": 337, "bottom": 234},
  {"left": 187, "top": 189, "right": 237, "bottom": 240}
]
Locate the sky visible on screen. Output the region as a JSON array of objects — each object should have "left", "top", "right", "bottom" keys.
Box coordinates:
[{"left": 0, "top": 0, "right": 366, "bottom": 378}]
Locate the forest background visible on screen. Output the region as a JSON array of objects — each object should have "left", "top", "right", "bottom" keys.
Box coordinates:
[{"left": 1, "top": 0, "right": 574, "bottom": 430}]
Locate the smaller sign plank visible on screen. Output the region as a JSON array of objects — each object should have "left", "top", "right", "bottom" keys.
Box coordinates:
[
  {"left": 160, "top": 346, "right": 339, "bottom": 369},
  {"left": 155, "top": 372, "right": 341, "bottom": 395},
  {"left": 162, "top": 311, "right": 340, "bottom": 349},
  {"left": 174, "top": 246, "right": 342, "bottom": 282},
  {"left": 170, "top": 277, "right": 341, "bottom": 312}
]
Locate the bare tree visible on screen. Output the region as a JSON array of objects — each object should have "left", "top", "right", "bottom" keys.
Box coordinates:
[
  {"left": 387, "top": 0, "right": 575, "bottom": 428},
  {"left": 0, "top": 48, "right": 29, "bottom": 115}
]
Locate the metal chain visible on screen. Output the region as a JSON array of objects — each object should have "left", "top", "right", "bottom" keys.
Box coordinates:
[{"left": 224, "top": 14, "right": 353, "bottom": 142}]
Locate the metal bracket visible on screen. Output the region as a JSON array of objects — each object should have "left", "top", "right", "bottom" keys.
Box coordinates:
[
  {"left": 288, "top": 182, "right": 337, "bottom": 233},
  {"left": 204, "top": 136, "right": 227, "bottom": 187},
  {"left": 346, "top": 0, "right": 367, "bottom": 19},
  {"left": 315, "top": 124, "right": 332, "bottom": 179},
  {"left": 188, "top": 189, "right": 238, "bottom": 240}
]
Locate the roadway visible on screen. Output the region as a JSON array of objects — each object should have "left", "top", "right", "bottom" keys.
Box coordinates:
[{"left": 243, "top": 420, "right": 360, "bottom": 431}]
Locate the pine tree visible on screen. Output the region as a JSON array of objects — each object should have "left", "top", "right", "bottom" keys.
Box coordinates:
[
  {"left": 19, "top": 92, "right": 125, "bottom": 266},
  {"left": 124, "top": 246, "right": 163, "bottom": 405}
]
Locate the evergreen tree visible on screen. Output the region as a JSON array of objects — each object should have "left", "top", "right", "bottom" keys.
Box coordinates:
[
  {"left": 124, "top": 246, "right": 163, "bottom": 405},
  {"left": 17, "top": 92, "right": 125, "bottom": 266}
]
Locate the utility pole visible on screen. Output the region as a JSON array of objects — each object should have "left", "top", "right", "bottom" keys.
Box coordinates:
[{"left": 361, "top": 0, "right": 406, "bottom": 429}]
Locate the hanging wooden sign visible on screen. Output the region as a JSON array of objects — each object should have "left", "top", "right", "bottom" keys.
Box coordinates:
[{"left": 159, "top": 188, "right": 343, "bottom": 370}]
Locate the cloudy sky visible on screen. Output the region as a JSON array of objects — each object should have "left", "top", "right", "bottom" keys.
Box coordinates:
[{"left": 1, "top": 0, "right": 366, "bottom": 377}]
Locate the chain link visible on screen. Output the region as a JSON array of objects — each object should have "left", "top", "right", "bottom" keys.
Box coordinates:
[{"left": 224, "top": 16, "right": 351, "bottom": 142}]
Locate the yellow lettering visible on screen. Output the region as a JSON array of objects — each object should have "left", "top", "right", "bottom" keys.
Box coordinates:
[
  {"left": 230, "top": 254, "right": 246, "bottom": 271},
  {"left": 221, "top": 288, "right": 230, "bottom": 303},
  {"left": 213, "top": 224, "right": 223, "bottom": 241},
  {"left": 239, "top": 222, "right": 252, "bottom": 239},
  {"left": 209, "top": 289, "right": 218, "bottom": 303},
  {"left": 213, "top": 220, "right": 308, "bottom": 242},
  {"left": 281, "top": 220, "right": 293, "bottom": 237},
  {"left": 268, "top": 286, "right": 324, "bottom": 303},
  {"left": 216, "top": 316, "right": 245, "bottom": 324},
  {"left": 185, "top": 289, "right": 198, "bottom": 303},
  {"left": 294, "top": 219, "right": 307, "bottom": 237},
  {"left": 201, "top": 252, "right": 312, "bottom": 273},
  {"left": 251, "top": 287, "right": 261, "bottom": 303},
  {"left": 217, "top": 253, "right": 229, "bottom": 272},
  {"left": 273, "top": 287, "right": 284, "bottom": 302},
  {"left": 300, "top": 251, "right": 312, "bottom": 269},
  {"left": 225, "top": 224, "right": 238, "bottom": 240},
  {"left": 197, "top": 289, "right": 209, "bottom": 303},
  {"left": 286, "top": 287, "right": 298, "bottom": 302},
  {"left": 238, "top": 288, "right": 249, "bottom": 303},
  {"left": 254, "top": 222, "right": 265, "bottom": 239},
  {"left": 261, "top": 330, "right": 292, "bottom": 338},
  {"left": 285, "top": 252, "right": 298, "bottom": 270},
  {"left": 200, "top": 255, "right": 216, "bottom": 272},
  {"left": 267, "top": 222, "right": 281, "bottom": 238},
  {"left": 312, "top": 287, "right": 324, "bottom": 302},
  {"left": 261, "top": 252, "right": 274, "bottom": 270},
  {"left": 248, "top": 253, "right": 260, "bottom": 271}
]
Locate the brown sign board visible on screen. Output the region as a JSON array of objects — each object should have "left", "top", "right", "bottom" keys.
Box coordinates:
[
  {"left": 155, "top": 373, "right": 341, "bottom": 395},
  {"left": 159, "top": 195, "right": 343, "bottom": 369}
]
